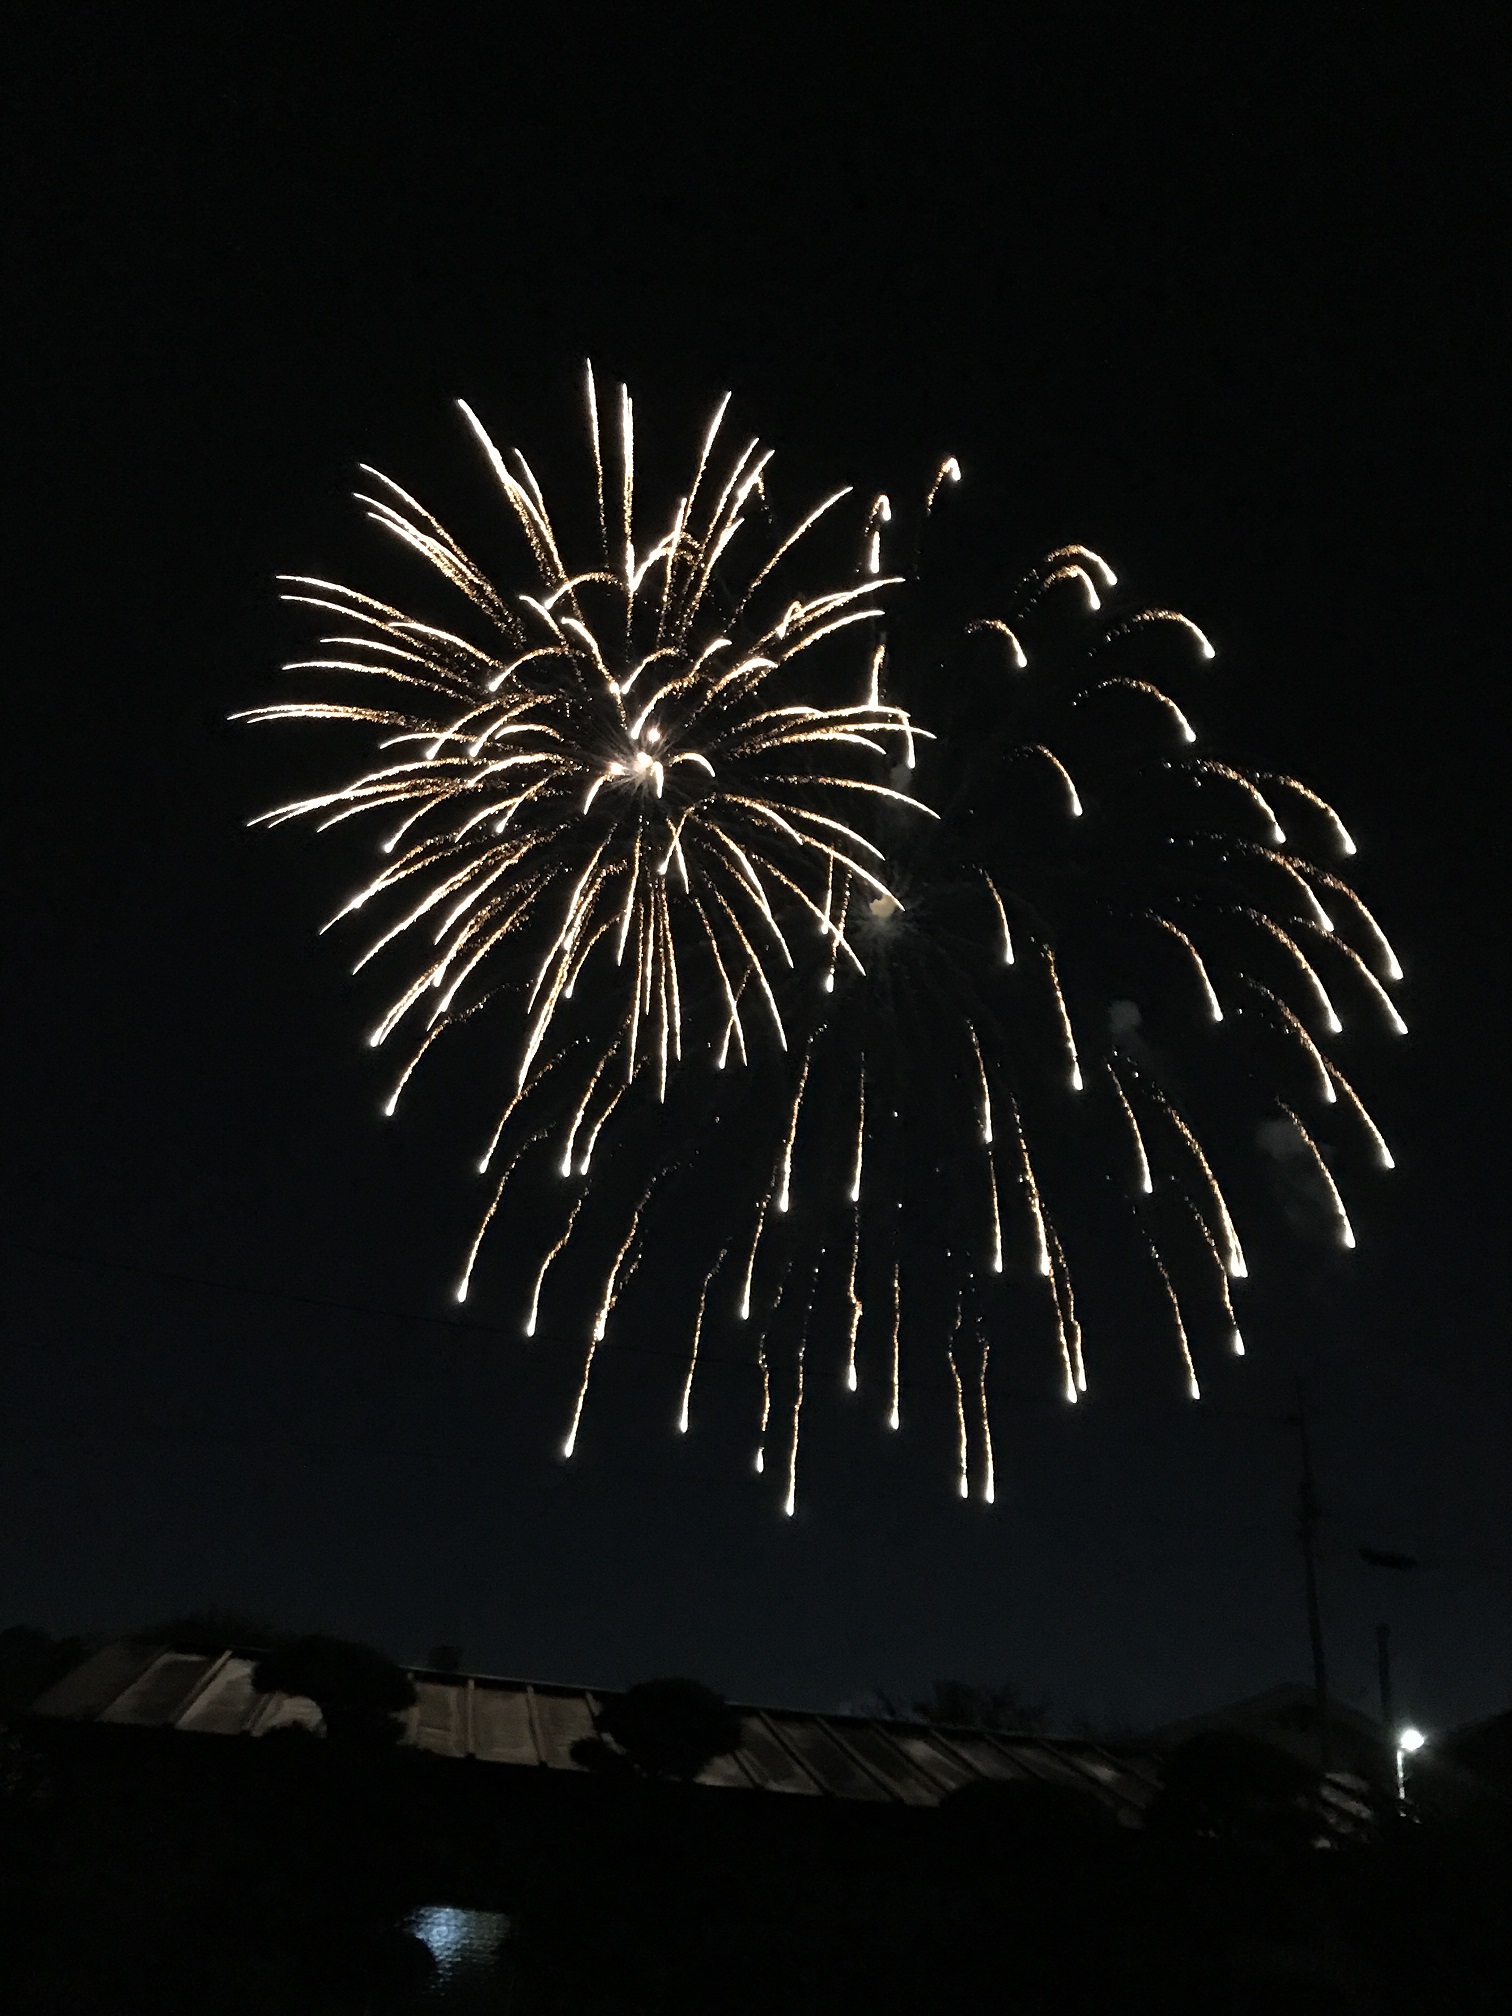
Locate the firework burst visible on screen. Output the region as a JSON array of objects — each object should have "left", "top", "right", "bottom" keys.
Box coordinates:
[{"left": 242, "top": 371, "right": 1403, "bottom": 1508}]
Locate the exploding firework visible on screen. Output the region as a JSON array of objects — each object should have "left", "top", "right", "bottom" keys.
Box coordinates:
[{"left": 242, "top": 369, "right": 1403, "bottom": 1508}]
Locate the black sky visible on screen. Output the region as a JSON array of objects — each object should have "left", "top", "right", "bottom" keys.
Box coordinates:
[{"left": 3, "top": 5, "right": 1506, "bottom": 1729}]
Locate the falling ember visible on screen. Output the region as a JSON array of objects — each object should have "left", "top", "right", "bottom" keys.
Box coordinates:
[
  {"left": 678, "top": 1250, "right": 726, "bottom": 1434},
  {"left": 1045, "top": 543, "right": 1118, "bottom": 588},
  {"left": 964, "top": 1028, "right": 994, "bottom": 1144},
  {"left": 967, "top": 616, "right": 1029, "bottom": 671},
  {"left": 1245, "top": 913, "right": 1344, "bottom": 1036},
  {"left": 1327, "top": 1064, "right": 1396, "bottom": 1169},
  {"left": 1153, "top": 1088, "right": 1248, "bottom": 1279},
  {"left": 1242, "top": 979, "right": 1336, "bottom": 1104},
  {"left": 844, "top": 1216, "right": 863, "bottom": 1391},
  {"left": 1280, "top": 1104, "right": 1358, "bottom": 1249},
  {"left": 523, "top": 1190, "right": 587, "bottom": 1337},
  {"left": 1149, "top": 1245, "right": 1201, "bottom": 1399},
  {"left": 980, "top": 871, "right": 1015, "bottom": 964},
  {"left": 925, "top": 455, "right": 962, "bottom": 511},
  {"left": 1107, "top": 1063, "right": 1155, "bottom": 1196},
  {"left": 1043, "top": 563, "right": 1102, "bottom": 613},
  {"left": 783, "top": 1279, "right": 814, "bottom": 1517},
  {"left": 738, "top": 1199, "right": 767, "bottom": 1322},
  {"left": 455, "top": 1132, "right": 545, "bottom": 1304},
  {"left": 1148, "top": 915, "right": 1224, "bottom": 1022},
  {"left": 977, "top": 1336, "right": 997, "bottom": 1503},
  {"left": 1047, "top": 1224, "right": 1086, "bottom": 1398},
  {"left": 888, "top": 1264, "right": 901, "bottom": 1431},
  {"left": 754, "top": 1329, "right": 773, "bottom": 1474},
  {"left": 947, "top": 1315, "right": 969, "bottom": 1499},
  {"left": 1078, "top": 675, "right": 1196, "bottom": 744},
  {"left": 1110, "top": 608, "right": 1216, "bottom": 658},
  {"left": 775, "top": 1051, "right": 811, "bottom": 1212},
  {"left": 1180, "top": 1196, "right": 1246, "bottom": 1358},
  {"left": 1041, "top": 949, "right": 1083, "bottom": 1091},
  {"left": 1261, "top": 774, "right": 1358, "bottom": 858}
]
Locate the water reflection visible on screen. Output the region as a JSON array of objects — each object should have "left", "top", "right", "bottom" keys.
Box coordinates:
[{"left": 405, "top": 1906, "right": 512, "bottom": 2003}]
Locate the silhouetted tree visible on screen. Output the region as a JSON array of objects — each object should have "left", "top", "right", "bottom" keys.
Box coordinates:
[
  {"left": 251, "top": 1634, "right": 417, "bottom": 1747},
  {"left": 910, "top": 1677, "right": 1051, "bottom": 1732},
  {"left": 586, "top": 1677, "right": 743, "bottom": 1779},
  {"left": 0, "top": 1624, "right": 85, "bottom": 1711},
  {"left": 135, "top": 1608, "right": 285, "bottom": 1655}
]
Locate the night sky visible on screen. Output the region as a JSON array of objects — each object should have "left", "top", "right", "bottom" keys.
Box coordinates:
[{"left": 4, "top": 8, "right": 1505, "bottom": 1732}]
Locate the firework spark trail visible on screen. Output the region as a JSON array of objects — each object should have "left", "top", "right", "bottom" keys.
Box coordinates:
[
  {"left": 1047, "top": 1223, "right": 1086, "bottom": 1398},
  {"left": 1180, "top": 1196, "right": 1246, "bottom": 1354},
  {"left": 1041, "top": 948, "right": 1083, "bottom": 1090},
  {"left": 844, "top": 1215, "right": 863, "bottom": 1391},
  {"left": 524, "top": 1190, "right": 587, "bottom": 1338},
  {"left": 1107, "top": 608, "right": 1216, "bottom": 659},
  {"left": 1308, "top": 869, "right": 1403, "bottom": 982},
  {"left": 1010, "top": 1103, "right": 1053, "bottom": 1278},
  {"left": 848, "top": 1071, "right": 865, "bottom": 1202},
  {"left": 1278, "top": 1104, "right": 1357, "bottom": 1249},
  {"left": 784, "top": 1265, "right": 821, "bottom": 1517},
  {"left": 888, "top": 1263, "right": 902, "bottom": 1431},
  {"left": 947, "top": 1304, "right": 969, "bottom": 1499},
  {"left": 1243, "top": 912, "right": 1343, "bottom": 1035},
  {"left": 1182, "top": 762, "right": 1288, "bottom": 845},
  {"left": 1147, "top": 1083, "right": 1248, "bottom": 1279},
  {"left": 1325, "top": 1064, "right": 1395, "bottom": 1169},
  {"left": 1149, "top": 1244, "right": 1201, "bottom": 1398},
  {"left": 1147, "top": 915, "right": 1223, "bottom": 1022},
  {"left": 967, "top": 617, "right": 1029, "bottom": 671},
  {"left": 775, "top": 1050, "right": 812, "bottom": 1213},
  {"left": 977, "top": 1323, "right": 997, "bottom": 1503},
  {"left": 751, "top": 1264, "right": 794, "bottom": 1476},
  {"left": 563, "top": 1176, "right": 659, "bottom": 1458},
  {"left": 1241, "top": 980, "right": 1336, "bottom": 1104},
  {"left": 737, "top": 1195, "right": 768, "bottom": 1323},
  {"left": 1078, "top": 676, "right": 1197, "bottom": 744},
  {"left": 980, "top": 871, "right": 1015, "bottom": 964},
  {"left": 1307, "top": 929, "right": 1410, "bottom": 1035},
  {"left": 679, "top": 1248, "right": 727, "bottom": 1433},
  {"left": 1107, "top": 1061, "right": 1155, "bottom": 1196},
  {"left": 1259, "top": 773, "right": 1358, "bottom": 858},
  {"left": 455, "top": 1131, "right": 547, "bottom": 1304}
]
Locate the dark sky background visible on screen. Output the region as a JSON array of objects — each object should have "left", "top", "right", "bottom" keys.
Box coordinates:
[{"left": 3, "top": 6, "right": 1506, "bottom": 1732}]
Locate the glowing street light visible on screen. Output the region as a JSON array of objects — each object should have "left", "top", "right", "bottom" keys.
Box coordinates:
[{"left": 1394, "top": 1725, "right": 1427, "bottom": 1806}]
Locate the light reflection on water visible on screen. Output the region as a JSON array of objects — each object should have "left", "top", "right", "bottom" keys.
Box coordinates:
[{"left": 405, "top": 1906, "right": 512, "bottom": 2002}]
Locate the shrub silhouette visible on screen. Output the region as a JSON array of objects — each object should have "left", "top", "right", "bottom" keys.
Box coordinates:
[
  {"left": 251, "top": 1635, "right": 417, "bottom": 1747},
  {"left": 592, "top": 1678, "right": 743, "bottom": 1780},
  {"left": 1147, "top": 1730, "right": 1321, "bottom": 1854}
]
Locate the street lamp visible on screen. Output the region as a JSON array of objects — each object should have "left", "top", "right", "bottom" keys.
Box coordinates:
[{"left": 1394, "top": 1725, "right": 1426, "bottom": 1806}]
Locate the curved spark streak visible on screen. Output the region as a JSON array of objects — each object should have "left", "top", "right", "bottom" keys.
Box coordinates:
[
  {"left": 1107, "top": 1063, "right": 1154, "bottom": 1195},
  {"left": 967, "top": 617, "right": 1029, "bottom": 670},
  {"left": 1326, "top": 1065, "right": 1395, "bottom": 1169},
  {"left": 1149, "top": 1245, "right": 1201, "bottom": 1398},
  {"left": 1112, "top": 609, "right": 1216, "bottom": 658},
  {"left": 678, "top": 1252, "right": 725, "bottom": 1433},
  {"left": 1279, "top": 1104, "right": 1357, "bottom": 1248}
]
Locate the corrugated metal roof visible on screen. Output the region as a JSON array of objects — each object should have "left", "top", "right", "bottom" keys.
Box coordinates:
[{"left": 32, "top": 1644, "right": 1158, "bottom": 1817}]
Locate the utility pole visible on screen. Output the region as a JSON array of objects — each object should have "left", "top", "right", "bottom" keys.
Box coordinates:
[
  {"left": 1376, "top": 1622, "right": 1394, "bottom": 1734},
  {"left": 1293, "top": 1381, "right": 1332, "bottom": 1774}
]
